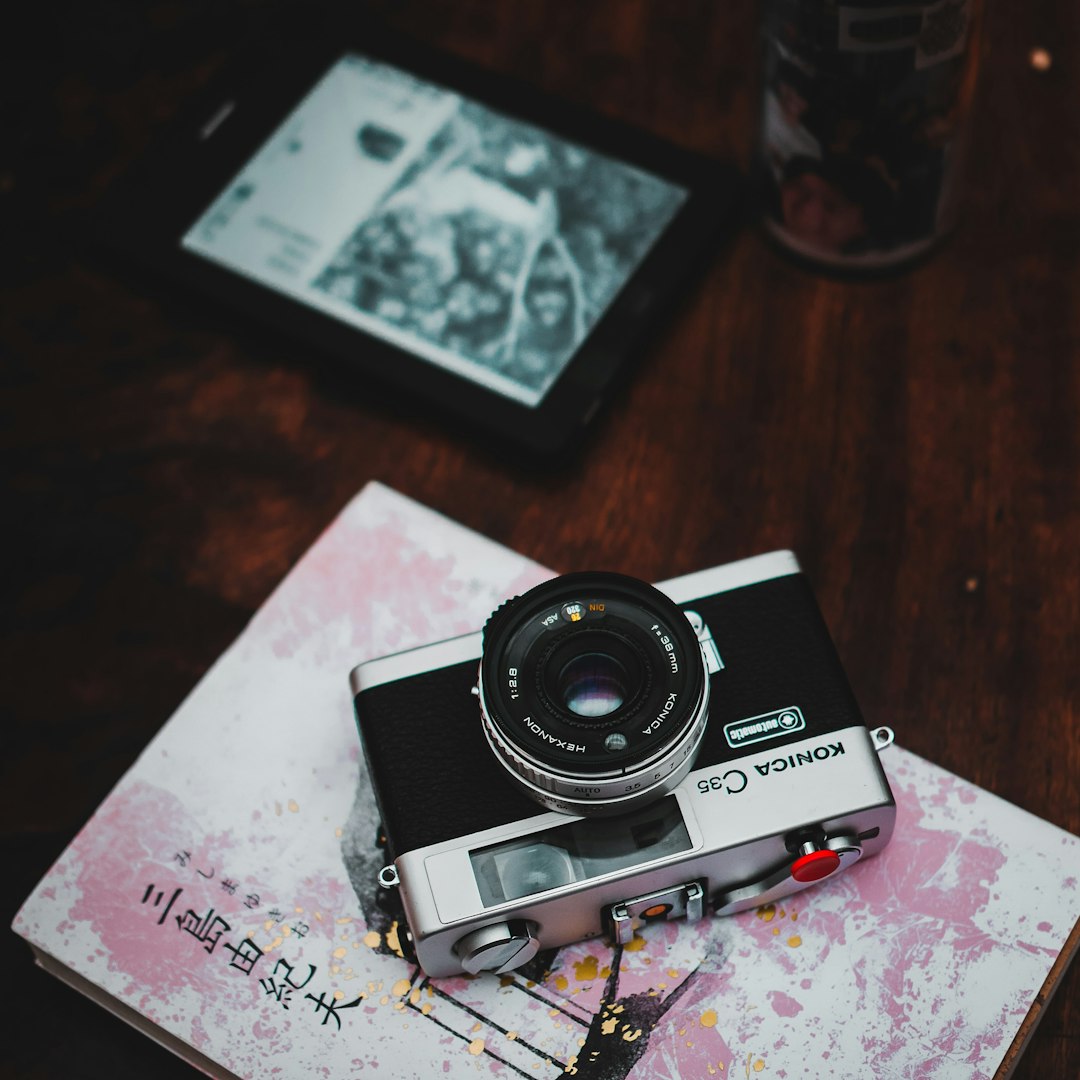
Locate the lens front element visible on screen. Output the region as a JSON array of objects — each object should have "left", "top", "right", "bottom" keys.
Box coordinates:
[
  {"left": 478, "top": 573, "right": 710, "bottom": 816},
  {"left": 558, "top": 652, "right": 631, "bottom": 718}
]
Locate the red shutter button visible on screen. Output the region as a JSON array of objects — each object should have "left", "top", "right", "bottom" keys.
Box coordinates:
[{"left": 791, "top": 848, "right": 841, "bottom": 883}]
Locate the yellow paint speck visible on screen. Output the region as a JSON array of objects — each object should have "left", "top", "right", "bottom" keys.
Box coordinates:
[
  {"left": 468, "top": 1039, "right": 485, "bottom": 1056},
  {"left": 622, "top": 1028, "right": 642, "bottom": 1043},
  {"left": 410, "top": 988, "right": 421, "bottom": 1005},
  {"left": 270, "top": 936, "right": 283, "bottom": 950},
  {"left": 574, "top": 955, "right": 599, "bottom": 981},
  {"left": 379, "top": 995, "right": 389, "bottom": 1005},
  {"left": 333, "top": 990, "right": 344, "bottom": 1001},
  {"left": 282, "top": 926, "right": 291, "bottom": 937},
  {"left": 333, "top": 947, "right": 348, "bottom": 960},
  {"left": 624, "top": 934, "right": 646, "bottom": 952},
  {"left": 336, "top": 916, "right": 351, "bottom": 925},
  {"left": 701, "top": 1008, "right": 718, "bottom": 1028},
  {"left": 753, "top": 1059, "right": 766, "bottom": 1073},
  {"left": 288, "top": 799, "right": 299, "bottom": 813},
  {"left": 421, "top": 1003, "right": 432, "bottom": 1015},
  {"left": 363, "top": 930, "right": 381, "bottom": 948},
  {"left": 294, "top": 906, "right": 304, "bottom": 914},
  {"left": 787, "top": 935, "right": 802, "bottom": 948},
  {"left": 507, "top": 1031, "right": 518, "bottom": 1041},
  {"left": 386, "top": 922, "right": 404, "bottom": 958},
  {"left": 335, "top": 826, "right": 343, "bottom": 837},
  {"left": 392, "top": 979, "right": 411, "bottom": 997},
  {"left": 757, "top": 904, "right": 776, "bottom": 922},
  {"left": 772, "top": 928, "right": 779, "bottom": 936},
  {"left": 471, "top": 1022, "right": 482, "bottom": 1033},
  {"left": 601, "top": 1016, "right": 618, "bottom": 1035},
  {"left": 555, "top": 974, "right": 569, "bottom": 991},
  {"left": 667, "top": 969, "right": 679, "bottom": 978}
]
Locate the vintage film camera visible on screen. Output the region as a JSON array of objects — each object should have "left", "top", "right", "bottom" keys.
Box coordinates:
[{"left": 351, "top": 552, "right": 896, "bottom": 977}]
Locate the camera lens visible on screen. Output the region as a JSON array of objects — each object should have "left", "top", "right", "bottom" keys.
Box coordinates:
[
  {"left": 557, "top": 652, "right": 630, "bottom": 718},
  {"left": 478, "top": 572, "right": 710, "bottom": 816}
]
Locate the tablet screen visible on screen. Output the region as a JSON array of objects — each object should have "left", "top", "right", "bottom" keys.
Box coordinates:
[{"left": 181, "top": 54, "right": 687, "bottom": 407}]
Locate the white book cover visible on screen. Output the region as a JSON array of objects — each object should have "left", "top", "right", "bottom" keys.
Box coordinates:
[{"left": 13, "top": 482, "right": 1080, "bottom": 1079}]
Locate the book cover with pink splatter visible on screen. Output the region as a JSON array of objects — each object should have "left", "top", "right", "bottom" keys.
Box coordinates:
[{"left": 12, "top": 482, "right": 1080, "bottom": 1079}]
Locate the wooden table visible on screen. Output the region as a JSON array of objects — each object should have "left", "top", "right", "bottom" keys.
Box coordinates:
[{"left": 3, "top": 2, "right": 1076, "bottom": 1077}]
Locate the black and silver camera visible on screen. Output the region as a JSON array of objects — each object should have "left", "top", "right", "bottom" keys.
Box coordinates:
[{"left": 350, "top": 551, "right": 896, "bottom": 977}]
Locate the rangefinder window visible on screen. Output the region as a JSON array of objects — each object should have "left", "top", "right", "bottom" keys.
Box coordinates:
[{"left": 470, "top": 796, "right": 691, "bottom": 907}]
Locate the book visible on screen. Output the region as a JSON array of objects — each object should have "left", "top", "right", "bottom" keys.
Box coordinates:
[{"left": 13, "top": 482, "right": 1080, "bottom": 1079}]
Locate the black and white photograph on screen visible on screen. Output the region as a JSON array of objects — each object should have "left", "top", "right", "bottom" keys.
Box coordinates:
[
  {"left": 312, "top": 66, "right": 687, "bottom": 400},
  {"left": 183, "top": 54, "right": 687, "bottom": 407}
]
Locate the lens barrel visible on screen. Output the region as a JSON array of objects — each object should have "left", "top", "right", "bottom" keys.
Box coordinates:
[{"left": 478, "top": 573, "right": 710, "bottom": 816}]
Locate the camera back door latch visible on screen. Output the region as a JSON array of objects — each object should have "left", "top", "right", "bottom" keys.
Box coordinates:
[
  {"left": 712, "top": 834, "right": 863, "bottom": 916},
  {"left": 606, "top": 880, "right": 706, "bottom": 945}
]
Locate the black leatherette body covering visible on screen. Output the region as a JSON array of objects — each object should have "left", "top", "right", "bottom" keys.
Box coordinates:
[{"left": 355, "top": 573, "right": 867, "bottom": 858}]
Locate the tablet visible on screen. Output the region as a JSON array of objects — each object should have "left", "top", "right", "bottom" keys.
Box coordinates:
[{"left": 98, "top": 30, "right": 741, "bottom": 458}]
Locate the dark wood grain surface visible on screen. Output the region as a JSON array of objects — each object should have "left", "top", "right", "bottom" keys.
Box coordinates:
[{"left": 3, "top": 1, "right": 1077, "bottom": 1077}]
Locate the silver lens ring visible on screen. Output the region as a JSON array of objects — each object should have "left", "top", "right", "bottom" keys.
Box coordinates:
[{"left": 477, "top": 573, "right": 712, "bottom": 817}]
